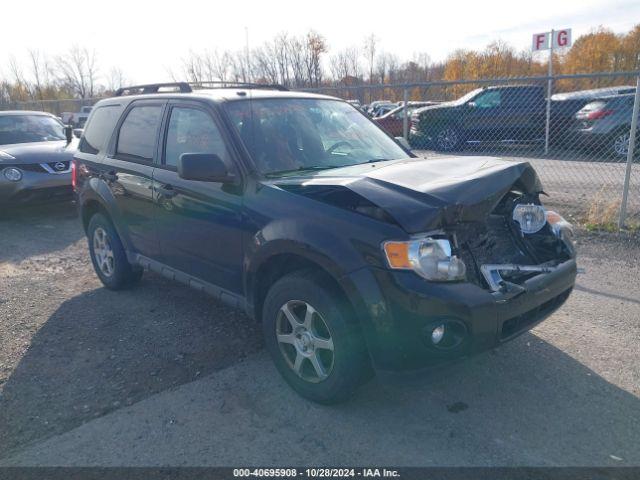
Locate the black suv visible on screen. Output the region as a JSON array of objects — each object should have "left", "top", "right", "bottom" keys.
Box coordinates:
[{"left": 74, "top": 82, "right": 577, "bottom": 403}]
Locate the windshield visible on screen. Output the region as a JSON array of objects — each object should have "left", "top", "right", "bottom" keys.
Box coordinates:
[
  {"left": 453, "top": 88, "right": 483, "bottom": 105},
  {"left": 0, "top": 114, "right": 66, "bottom": 145},
  {"left": 225, "top": 98, "right": 409, "bottom": 176}
]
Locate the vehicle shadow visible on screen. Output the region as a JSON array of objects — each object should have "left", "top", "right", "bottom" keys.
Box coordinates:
[
  {"left": 0, "top": 273, "right": 263, "bottom": 457},
  {"left": 0, "top": 201, "right": 82, "bottom": 263},
  {"left": 340, "top": 332, "right": 640, "bottom": 465}
]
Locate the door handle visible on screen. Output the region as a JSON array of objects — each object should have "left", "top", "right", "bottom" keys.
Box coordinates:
[
  {"left": 157, "top": 184, "right": 177, "bottom": 198},
  {"left": 102, "top": 170, "right": 118, "bottom": 182}
]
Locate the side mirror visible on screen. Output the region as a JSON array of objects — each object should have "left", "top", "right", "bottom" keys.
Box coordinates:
[
  {"left": 73, "top": 128, "right": 84, "bottom": 139},
  {"left": 177, "top": 153, "right": 235, "bottom": 183},
  {"left": 64, "top": 125, "right": 73, "bottom": 144}
]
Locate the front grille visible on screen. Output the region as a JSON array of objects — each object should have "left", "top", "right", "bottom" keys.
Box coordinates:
[
  {"left": 454, "top": 215, "right": 534, "bottom": 288},
  {"left": 500, "top": 288, "right": 572, "bottom": 340}
]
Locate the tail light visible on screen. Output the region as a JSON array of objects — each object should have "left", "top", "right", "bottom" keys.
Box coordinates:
[
  {"left": 587, "top": 109, "right": 614, "bottom": 120},
  {"left": 71, "top": 159, "right": 77, "bottom": 190}
]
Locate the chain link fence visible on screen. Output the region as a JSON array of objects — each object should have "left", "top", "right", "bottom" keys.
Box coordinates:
[
  {"left": 306, "top": 72, "right": 640, "bottom": 229},
  {"left": 2, "top": 72, "right": 639, "bottom": 228}
]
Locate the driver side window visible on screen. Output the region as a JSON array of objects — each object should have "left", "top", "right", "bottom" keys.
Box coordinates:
[
  {"left": 164, "top": 107, "right": 230, "bottom": 168},
  {"left": 473, "top": 91, "right": 501, "bottom": 109}
]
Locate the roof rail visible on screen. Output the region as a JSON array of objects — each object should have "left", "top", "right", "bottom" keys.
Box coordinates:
[
  {"left": 114, "top": 82, "right": 192, "bottom": 97},
  {"left": 190, "top": 81, "right": 289, "bottom": 91}
]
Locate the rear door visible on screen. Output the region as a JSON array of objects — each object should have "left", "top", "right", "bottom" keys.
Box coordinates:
[
  {"left": 502, "top": 87, "right": 545, "bottom": 141},
  {"left": 152, "top": 100, "right": 244, "bottom": 294},
  {"left": 103, "top": 100, "right": 166, "bottom": 258}
]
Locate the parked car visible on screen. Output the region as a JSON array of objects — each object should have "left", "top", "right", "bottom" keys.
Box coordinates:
[
  {"left": 573, "top": 93, "right": 638, "bottom": 159},
  {"left": 74, "top": 82, "right": 577, "bottom": 403},
  {"left": 374, "top": 102, "right": 440, "bottom": 137},
  {"left": 62, "top": 106, "right": 94, "bottom": 127},
  {"left": 549, "top": 85, "right": 637, "bottom": 146},
  {"left": 367, "top": 100, "right": 395, "bottom": 117},
  {"left": 0, "top": 111, "right": 76, "bottom": 205},
  {"left": 410, "top": 85, "right": 547, "bottom": 151}
]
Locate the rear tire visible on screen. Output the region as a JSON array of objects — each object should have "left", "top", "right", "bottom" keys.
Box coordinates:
[
  {"left": 611, "top": 129, "right": 630, "bottom": 160},
  {"left": 262, "top": 270, "right": 372, "bottom": 404},
  {"left": 87, "top": 213, "right": 143, "bottom": 290}
]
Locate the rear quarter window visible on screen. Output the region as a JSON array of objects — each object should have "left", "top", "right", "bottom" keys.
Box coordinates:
[{"left": 79, "top": 105, "right": 124, "bottom": 154}]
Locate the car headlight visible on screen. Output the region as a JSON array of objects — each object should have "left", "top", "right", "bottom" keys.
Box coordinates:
[
  {"left": 383, "top": 237, "right": 466, "bottom": 281},
  {"left": 3, "top": 167, "right": 22, "bottom": 182},
  {"left": 513, "top": 204, "right": 546, "bottom": 234}
]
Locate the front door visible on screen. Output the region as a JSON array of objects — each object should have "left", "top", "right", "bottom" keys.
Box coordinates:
[
  {"left": 463, "top": 90, "right": 508, "bottom": 142},
  {"left": 152, "top": 102, "right": 244, "bottom": 294}
]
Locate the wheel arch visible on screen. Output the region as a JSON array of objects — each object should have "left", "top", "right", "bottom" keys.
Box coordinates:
[{"left": 248, "top": 249, "right": 359, "bottom": 327}]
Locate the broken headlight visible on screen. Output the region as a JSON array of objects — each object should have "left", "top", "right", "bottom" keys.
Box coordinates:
[
  {"left": 383, "top": 237, "right": 466, "bottom": 281},
  {"left": 546, "top": 210, "right": 576, "bottom": 256}
]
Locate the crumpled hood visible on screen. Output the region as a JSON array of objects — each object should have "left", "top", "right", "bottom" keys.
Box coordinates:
[
  {"left": 272, "top": 156, "right": 542, "bottom": 233},
  {"left": 0, "top": 140, "right": 77, "bottom": 165}
]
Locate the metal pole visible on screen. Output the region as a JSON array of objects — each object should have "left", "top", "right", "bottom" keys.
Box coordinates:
[
  {"left": 544, "top": 29, "right": 554, "bottom": 155},
  {"left": 618, "top": 75, "right": 640, "bottom": 228},
  {"left": 403, "top": 88, "right": 409, "bottom": 140}
]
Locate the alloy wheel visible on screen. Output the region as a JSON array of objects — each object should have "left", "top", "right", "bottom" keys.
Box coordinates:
[
  {"left": 275, "top": 300, "right": 335, "bottom": 383},
  {"left": 93, "top": 227, "right": 115, "bottom": 277},
  {"left": 436, "top": 128, "right": 459, "bottom": 151},
  {"left": 613, "top": 132, "right": 630, "bottom": 158}
]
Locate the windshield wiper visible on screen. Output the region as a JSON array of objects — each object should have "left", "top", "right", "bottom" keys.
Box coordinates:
[
  {"left": 265, "top": 165, "right": 340, "bottom": 178},
  {"left": 355, "top": 158, "right": 392, "bottom": 165}
]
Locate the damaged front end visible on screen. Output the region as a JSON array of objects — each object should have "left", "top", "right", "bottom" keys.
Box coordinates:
[{"left": 451, "top": 191, "right": 575, "bottom": 296}]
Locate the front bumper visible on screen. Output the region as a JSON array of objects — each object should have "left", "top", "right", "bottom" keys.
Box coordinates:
[
  {"left": 344, "top": 259, "right": 577, "bottom": 371},
  {"left": 0, "top": 168, "right": 72, "bottom": 204}
]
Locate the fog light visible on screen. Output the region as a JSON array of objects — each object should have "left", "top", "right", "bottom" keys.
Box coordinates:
[
  {"left": 431, "top": 324, "right": 445, "bottom": 344},
  {"left": 3, "top": 167, "right": 22, "bottom": 182}
]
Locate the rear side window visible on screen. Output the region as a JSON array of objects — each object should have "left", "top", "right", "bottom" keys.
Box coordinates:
[
  {"left": 116, "top": 105, "right": 163, "bottom": 161},
  {"left": 79, "top": 105, "right": 124, "bottom": 154}
]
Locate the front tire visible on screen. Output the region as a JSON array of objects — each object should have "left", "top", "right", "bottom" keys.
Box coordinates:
[
  {"left": 262, "top": 270, "right": 372, "bottom": 404},
  {"left": 87, "top": 213, "right": 143, "bottom": 290},
  {"left": 434, "top": 126, "right": 462, "bottom": 152}
]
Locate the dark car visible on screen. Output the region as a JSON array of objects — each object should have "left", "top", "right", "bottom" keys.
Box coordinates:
[
  {"left": 0, "top": 111, "right": 76, "bottom": 205},
  {"left": 572, "top": 94, "right": 638, "bottom": 159},
  {"left": 549, "top": 85, "right": 637, "bottom": 147},
  {"left": 74, "top": 82, "right": 577, "bottom": 403},
  {"left": 409, "top": 85, "right": 546, "bottom": 151},
  {"left": 373, "top": 102, "right": 439, "bottom": 137}
]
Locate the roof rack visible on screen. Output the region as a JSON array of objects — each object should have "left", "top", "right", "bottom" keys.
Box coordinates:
[
  {"left": 191, "top": 81, "right": 288, "bottom": 91},
  {"left": 113, "top": 81, "right": 289, "bottom": 97},
  {"left": 114, "top": 82, "right": 192, "bottom": 96}
]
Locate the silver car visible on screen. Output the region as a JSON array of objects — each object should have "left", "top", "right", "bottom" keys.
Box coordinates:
[{"left": 0, "top": 111, "right": 76, "bottom": 205}]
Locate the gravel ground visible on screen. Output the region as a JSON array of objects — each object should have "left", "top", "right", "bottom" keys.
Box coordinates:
[
  {"left": 0, "top": 201, "right": 639, "bottom": 465},
  {"left": 0, "top": 203, "right": 263, "bottom": 457}
]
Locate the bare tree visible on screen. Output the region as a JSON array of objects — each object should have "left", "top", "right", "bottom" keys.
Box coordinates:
[
  {"left": 107, "top": 67, "right": 127, "bottom": 92},
  {"left": 56, "top": 46, "right": 99, "bottom": 98},
  {"left": 363, "top": 34, "right": 377, "bottom": 84}
]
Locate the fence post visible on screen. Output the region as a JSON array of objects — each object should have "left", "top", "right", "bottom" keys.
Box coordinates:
[
  {"left": 618, "top": 75, "right": 640, "bottom": 229},
  {"left": 402, "top": 88, "right": 409, "bottom": 140}
]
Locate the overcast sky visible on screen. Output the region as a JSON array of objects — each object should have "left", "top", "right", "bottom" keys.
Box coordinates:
[{"left": 2, "top": 0, "right": 639, "bottom": 84}]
